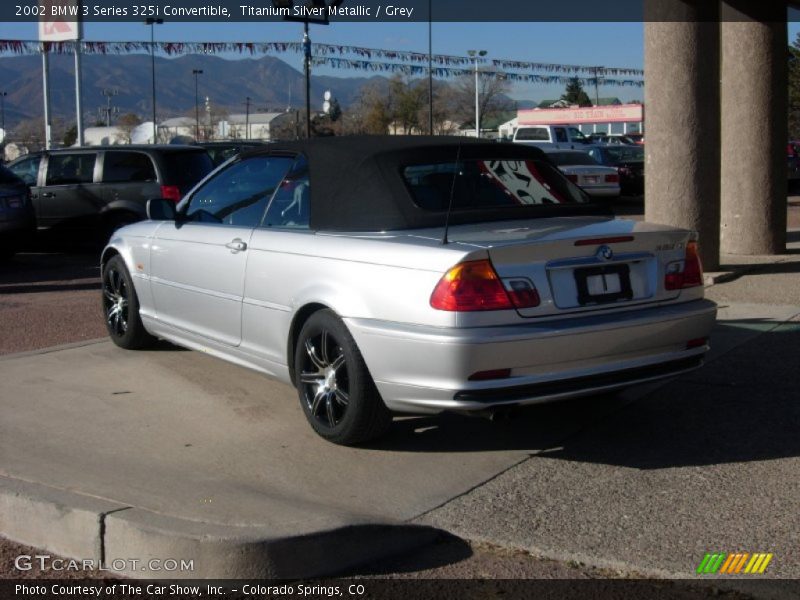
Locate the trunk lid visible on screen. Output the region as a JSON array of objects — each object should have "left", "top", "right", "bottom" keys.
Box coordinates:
[{"left": 446, "top": 216, "right": 693, "bottom": 318}]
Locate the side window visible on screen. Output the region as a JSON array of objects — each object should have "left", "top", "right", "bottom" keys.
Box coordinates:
[
  {"left": 185, "top": 155, "right": 294, "bottom": 227},
  {"left": 263, "top": 155, "right": 310, "bottom": 230},
  {"left": 9, "top": 155, "right": 41, "bottom": 186},
  {"left": 554, "top": 128, "right": 568, "bottom": 143},
  {"left": 46, "top": 153, "right": 97, "bottom": 186},
  {"left": 103, "top": 152, "right": 156, "bottom": 183},
  {"left": 568, "top": 127, "right": 586, "bottom": 142}
]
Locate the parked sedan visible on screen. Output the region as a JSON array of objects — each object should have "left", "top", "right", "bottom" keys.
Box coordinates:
[
  {"left": 102, "top": 137, "right": 716, "bottom": 445},
  {"left": 588, "top": 145, "right": 645, "bottom": 196},
  {"left": 545, "top": 150, "right": 621, "bottom": 198},
  {"left": 0, "top": 165, "right": 35, "bottom": 259}
]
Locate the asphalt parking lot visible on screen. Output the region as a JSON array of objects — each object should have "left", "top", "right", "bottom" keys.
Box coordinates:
[{"left": 1, "top": 199, "right": 799, "bottom": 591}]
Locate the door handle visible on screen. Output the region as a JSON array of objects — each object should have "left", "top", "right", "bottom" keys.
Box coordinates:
[
  {"left": 41, "top": 192, "right": 56, "bottom": 198},
  {"left": 225, "top": 239, "right": 247, "bottom": 252}
]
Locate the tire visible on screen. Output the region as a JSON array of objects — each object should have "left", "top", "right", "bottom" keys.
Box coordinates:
[
  {"left": 102, "top": 255, "right": 156, "bottom": 350},
  {"left": 294, "top": 309, "right": 392, "bottom": 445}
]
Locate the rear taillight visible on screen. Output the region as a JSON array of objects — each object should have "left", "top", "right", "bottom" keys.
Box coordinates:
[
  {"left": 665, "top": 241, "right": 704, "bottom": 290},
  {"left": 430, "top": 260, "right": 540, "bottom": 312},
  {"left": 605, "top": 173, "right": 620, "bottom": 183},
  {"left": 565, "top": 174, "right": 578, "bottom": 183},
  {"left": 431, "top": 260, "right": 511, "bottom": 311},
  {"left": 160, "top": 185, "right": 182, "bottom": 203}
]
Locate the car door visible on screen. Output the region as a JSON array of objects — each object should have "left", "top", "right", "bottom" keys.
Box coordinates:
[
  {"left": 553, "top": 127, "right": 569, "bottom": 149},
  {"left": 37, "top": 151, "right": 101, "bottom": 230},
  {"left": 149, "top": 154, "right": 295, "bottom": 347},
  {"left": 100, "top": 150, "right": 160, "bottom": 216}
]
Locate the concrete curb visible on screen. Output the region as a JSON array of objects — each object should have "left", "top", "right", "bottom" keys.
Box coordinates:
[
  {"left": 0, "top": 338, "right": 107, "bottom": 362},
  {"left": 0, "top": 476, "right": 439, "bottom": 579}
]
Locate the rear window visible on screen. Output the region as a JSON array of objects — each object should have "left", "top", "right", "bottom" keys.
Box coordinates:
[
  {"left": 605, "top": 146, "right": 645, "bottom": 162},
  {"left": 103, "top": 151, "right": 157, "bottom": 183},
  {"left": 403, "top": 159, "right": 589, "bottom": 210},
  {"left": 159, "top": 151, "right": 214, "bottom": 187},
  {"left": 547, "top": 152, "right": 598, "bottom": 166},
  {"left": 515, "top": 128, "right": 549, "bottom": 141}
]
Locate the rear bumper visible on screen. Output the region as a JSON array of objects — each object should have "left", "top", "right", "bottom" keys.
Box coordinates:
[
  {"left": 584, "top": 185, "right": 620, "bottom": 198},
  {"left": 345, "top": 299, "right": 717, "bottom": 414}
]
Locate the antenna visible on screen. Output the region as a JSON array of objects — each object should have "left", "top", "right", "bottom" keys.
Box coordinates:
[{"left": 441, "top": 141, "right": 463, "bottom": 245}]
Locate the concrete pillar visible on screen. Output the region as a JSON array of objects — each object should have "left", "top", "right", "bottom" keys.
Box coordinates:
[
  {"left": 644, "top": 1, "right": 720, "bottom": 270},
  {"left": 720, "top": 2, "right": 787, "bottom": 255}
]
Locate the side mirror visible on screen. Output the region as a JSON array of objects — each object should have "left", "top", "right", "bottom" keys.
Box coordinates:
[{"left": 146, "top": 198, "right": 177, "bottom": 221}]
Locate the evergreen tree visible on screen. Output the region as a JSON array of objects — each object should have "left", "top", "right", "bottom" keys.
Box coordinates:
[
  {"left": 561, "top": 77, "right": 593, "bottom": 107},
  {"left": 789, "top": 34, "right": 800, "bottom": 139}
]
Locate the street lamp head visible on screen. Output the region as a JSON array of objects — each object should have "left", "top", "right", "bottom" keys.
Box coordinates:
[
  {"left": 193, "top": 69, "right": 204, "bottom": 75},
  {"left": 145, "top": 17, "right": 164, "bottom": 25}
]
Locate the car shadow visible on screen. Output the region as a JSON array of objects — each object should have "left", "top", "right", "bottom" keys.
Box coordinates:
[
  {"left": 0, "top": 251, "right": 99, "bottom": 287},
  {"left": 363, "top": 321, "right": 800, "bottom": 470}
]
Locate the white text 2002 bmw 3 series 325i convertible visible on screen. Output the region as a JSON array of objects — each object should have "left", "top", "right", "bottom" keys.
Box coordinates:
[{"left": 101, "top": 137, "right": 716, "bottom": 445}]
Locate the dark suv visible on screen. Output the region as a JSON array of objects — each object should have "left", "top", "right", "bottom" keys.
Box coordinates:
[{"left": 7, "top": 145, "right": 213, "bottom": 239}]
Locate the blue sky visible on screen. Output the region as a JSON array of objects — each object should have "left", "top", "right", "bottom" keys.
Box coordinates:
[{"left": 1, "top": 20, "right": 798, "bottom": 103}]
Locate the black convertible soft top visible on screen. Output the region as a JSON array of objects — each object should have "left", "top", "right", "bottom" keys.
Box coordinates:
[{"left": 240, "top": 136, "right": 606, "bottom": 232}]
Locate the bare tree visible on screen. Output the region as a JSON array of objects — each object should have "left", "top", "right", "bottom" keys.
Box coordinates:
[
  {"left": 13, "top": 118, "right": 45, "bottom": 149},
  {"left": 417, "top": 81, "right": 461, "bottom": 135},
  {"left": 451, "top": 71, "right": 515, "bottom": 132},
  {"left": 388, "top": 74, "right": 427, "bottom": 134},
  {"left": 352, "top": 80, "right": 394, "bottom": 135},
  {"left": 117, "top": 113, "right": 142, "bottom": 144}
]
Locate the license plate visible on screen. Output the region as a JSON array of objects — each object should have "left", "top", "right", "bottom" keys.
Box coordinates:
[
  {"left": 583, "top": 176, "right": 599, "bottom": 184},
  {"left": 7, "top": 196, "right": 21, "bottom": 208},
  {"left": 575, "top": 264, "right": 633, "bottom": 305}
]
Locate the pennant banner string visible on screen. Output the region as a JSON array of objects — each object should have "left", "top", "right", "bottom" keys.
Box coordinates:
[{"left": 0, "top": 39, "right": 644, "bottom": 83}]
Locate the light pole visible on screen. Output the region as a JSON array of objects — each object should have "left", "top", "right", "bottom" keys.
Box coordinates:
[
  {"left": 146, "top": 17, "right": 163, "bottom": 144},
  {"left": 205, "top": 96, "right": 212, "bottom": 141},
  {"left": 272, "top": 0, "right": 345, "bottom": 139},
  {"left": 591, "top": 66, "right": 604, "bottom": 106},
  {"left": 192, "top": 69, "right": 203, "bottom": 141},
  {"left": 468, "top": 49, "right": 487, "bottom": 139},
  {"left": 428, "top": 0, "right": 433, "bottom": 135},
  {"left": 0, "top": 92, "right": 7, "bottom": 144},
  {"left": 100, "top": 88, "right": 118, "bottom": 127},
  {"left": 245, "top": 96, "right": 252, "bottom": 140}
]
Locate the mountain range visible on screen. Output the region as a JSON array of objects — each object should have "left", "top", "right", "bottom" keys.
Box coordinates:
[
  {"left": 0, "top": 52, "right": 538, "bottom": 132},
  {"left": 0, "top": 53, "right": 404, "bottom": 128}
]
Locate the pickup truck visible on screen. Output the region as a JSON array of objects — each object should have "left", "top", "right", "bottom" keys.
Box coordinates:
[{"left": 512, "top": 125, "right": 592, "bottom": 150}]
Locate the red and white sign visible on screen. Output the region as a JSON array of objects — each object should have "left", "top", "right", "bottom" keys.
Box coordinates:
[
  {"left": 518, "top": 104, "right": 643, "bottom": 126},
  {"left": 38, "top": 0, "right": 81, "bottom": 42}
]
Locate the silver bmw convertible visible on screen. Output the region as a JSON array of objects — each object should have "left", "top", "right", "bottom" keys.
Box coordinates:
[{"left": 101, "top": 137, "right": 716, "bottom": 445}]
